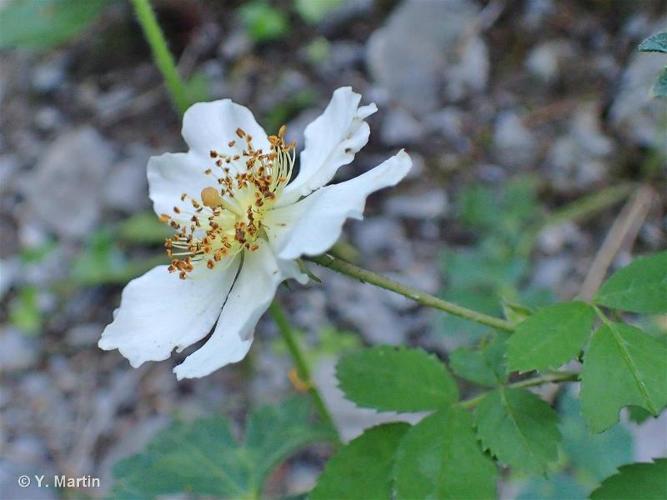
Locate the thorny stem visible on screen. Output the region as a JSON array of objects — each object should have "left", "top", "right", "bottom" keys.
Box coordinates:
[
  {"left": 458, "top": 371, "right": 580, "bottom": 409},
  {"left": 306, "top": 254, "right": 516, "bottom": 332},
  {"left": 269, "top": 302, "right": 341, "bottom": 444},
  {"left": 130, "top": 0, "right": 190, "bottom": 115}
]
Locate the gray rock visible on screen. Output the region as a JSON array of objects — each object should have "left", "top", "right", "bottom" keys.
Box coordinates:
[
  {"left": 384, "top": 188, "right": 448, "bottom": 219},
  {"left": 31, "top": 55, "right": 67, "bottom": 94},
  {"left": 0, "top": 328, "right": 39, "bottom": 372},
  {"left": 368, "top": 0, "right": 487, "bottom": 113},
  {"left": 103, "top": 149, "right": 150, "bottom": 213},
  {"left": 66, "top": 323, "right": 103, "bottom": 348},
  {"left": 34, "top": 107, "right": 64, "bottom": 132},
  {"left": 493, "top": 111, "right": 539, "bottom": 167},
  {"left": 546, "top": 105, "right": 613, "bottom": 191},
  {"left": 525, "top": 40, "right": 574, "bottom": 83},
  {"left": 25, "top": 128, "right": 113, "bottom": 239},
  {"left": 380, "top": 108, "right": 425, "bottom": 145},
  {"left": 0, "top": 155, "right": 20, "bottom": 195}
]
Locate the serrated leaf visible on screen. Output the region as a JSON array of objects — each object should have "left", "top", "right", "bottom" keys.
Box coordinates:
[
  {"left": 652, "top": 67, "right": 667, "bottom": 98},
  {"left": 595, "top": 251, "right": 667, "bottom": 314},
  {"left": 311, "top": 423, "right": 409, "bottom": 500},
  {"left": 111, "top": 398, "right": 335, "bottom": 499},
  {"left": 474, "top": 387, "right": 561, "bottom": 474},
  {"left": 581, "top": 323, "right": 667, "bottom": 432},
  {"left": 638, "top": 32, "right": 667, "bottom": 53},
  {"left": 336, "top": 346, "right": 458, "bottom": 412},
  {"left": 590, "top": 459, "right": 667, "bottom": 500},
  {"left": 507, "top": 302, "right": 596, "bottom": 372},
  {"left": 0, "top": 0, "right": 111, "bottom": 50},
  {"left": 450, "top": 332, "right": 508, "bottom": 386},
  {"left": 394, "top": 407, "right": 497, "bottom": 499}
]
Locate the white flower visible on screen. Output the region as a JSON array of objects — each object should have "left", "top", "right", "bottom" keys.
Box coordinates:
[{"left": 98, "top": 87, "right": 412, "bottom": 379}]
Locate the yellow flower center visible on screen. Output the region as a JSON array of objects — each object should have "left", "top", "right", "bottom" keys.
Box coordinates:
[{"left": 162, "top": 126, "right": 295, "bottom": 279}]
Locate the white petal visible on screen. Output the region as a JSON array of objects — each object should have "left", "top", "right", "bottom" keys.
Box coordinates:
[
  {"left": 174, "top": 243, "right": 284, "bottom": 379},
  {"left": 271, "top": 150, "right": 412, "bottom": 260},
  {"left": 182, "top": 99, "right": 270, "bottom": 158},
  {"left": 147, "top": 151, "right": 213, "bottom": 217},
  {"left": 279, "top": 87, "right": 377, "bottom": 206},
  {"left": 98, "top": 256, "right": 241, "bottom": 368}
]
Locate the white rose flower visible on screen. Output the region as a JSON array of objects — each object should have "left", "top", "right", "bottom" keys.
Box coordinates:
[{"left": 99, "top": 87, "right": 412, "bottom": 379}]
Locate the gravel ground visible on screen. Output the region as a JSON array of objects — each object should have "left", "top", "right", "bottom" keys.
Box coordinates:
[{"left": 0, "top": 0, "right": 666, "bottom": 498}]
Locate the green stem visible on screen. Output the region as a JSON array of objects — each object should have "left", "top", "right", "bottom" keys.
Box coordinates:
[
  {"left": 130, "top": 0, "right": 190, "bottom": 115},
  {"left": 269, "top": 301, "right": 340, "bottom": 443},
  {"left": 459, "top": 371, "right": 580, "bottom": 409},
  {"left": 306, "top": 254, "right": 515, "bottom": 332}
]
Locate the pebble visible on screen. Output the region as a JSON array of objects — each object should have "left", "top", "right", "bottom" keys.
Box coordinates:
[
  {"left": 25, "top": 127, "right": 114, "bottom": 239},
  {"left": 0, "top": 328, "right": 39, "bottom": 372},
  {"left": 493, "top": 111, "right": 539, "bottom": 167},
  {"left": 102, "top": 148, "right": 150, "bottom": 213},
  {"left": 384, "top": 188, "right": 448, "bottom": 219},
  {"left": 380, "top": 108, "right": 425, "bottom": 146},
  {"left": 546, "top": 105, "right": 613, "bottom": 191},
  {"left": 367, "top": 0, "right": 487, "bottom": 113}
]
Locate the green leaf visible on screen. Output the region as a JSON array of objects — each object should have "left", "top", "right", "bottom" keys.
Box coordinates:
[
  {"left": 652, "top": 67, "right": 667, "bottom": 98},
  {"left": 0, "top": 0, "right": 111, "bottom": 50},
  {"left": 638, "top": 32, "right": 667, "bottom": 53},
  {"left": 474, "top": 387, "right": 560, "bottom": 474},
  {"left": 581, "top": 323, "right": 667, "bottom": 432},
  {"left": 394, "top": 407, "right": 497, "bottom": 499},
  {"left": 311, "top": 423, "right": 409, "bottom": 500},
  {"left": 336, "top": 346, "right": 458, "bottom": 412},
  {"left": 507, "top": 302, "right": 596, "bottom": 373},
  {"left": 450, "top": 332, "right": 508, "bottom": 386},
  {"left": 238, "top": 1, "right": 288, "bottom": 43},
  {"left": 9, "top": 286, "right": 42, "bottom": 335},
  {"left": 595, "top": 251, "right": 667, "bottom": 314},
  {"left": 295, "top": 0, "right": 344, "bottom": 24},
  {"left": 111, "top": 398, "right": 335, "bottom": 499},
  {"left": 590, "top": 459, "right": 667, "bottom": 500}
]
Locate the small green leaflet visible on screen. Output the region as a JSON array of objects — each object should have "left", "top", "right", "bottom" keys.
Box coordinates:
[
  {"left": 0, "top": 0, "right": 111, "bottom": 50},
  {"left": 450, "top": 332, "right": 509, "bottom": 386},
  {"left": 311, "top": 423, "right": 410, "bottom": 500},
  {"left": 652, "top": 67, "right": 667, "bottom": 98},
  {"left": 474, "top": 388, "right": 561, "bottom": 474},
  {"left": 638, "top": 32, "right": 667, "bottom": 53},
  {"left": 507, "top": 301, "right": 596, "bottom": 373},
  {"left": 581, "top": 323, "right": 667, "bottom": 432},
  {"left": 110, "top": 398, "right": 335, "bottom": 499},
  {"left": 336, "top": 346, "right": 458, "bottom": 412},
  {"left": 590, "top": 459, "right": 667, "bottom": 500},
  {"left": 394, "top": 407, "right": 497, "bottom": 499},
  {"left": 595, "top": 251, "right": 667, "bottom": 314}
]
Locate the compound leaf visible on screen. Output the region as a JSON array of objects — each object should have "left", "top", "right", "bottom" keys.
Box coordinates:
[
  {"left": 394, "top": 407, "right": 497, "bottom": 499},
  {"left": 111, "top": 397, "right": 335, "bottom": 499},
  {"left": 591, "top": 459, "right": 667, "bottom": 499},
  {"left": 595, "top": 251, "right": 667, "bottom": 314},
  {"left": 311, "top": 423, "right": 409, "bottom": 500},
  {"left": 474, "top": 387, "right": 561, "bottom": 474},
  {"left": 336, "top": 346, "right": 458, "bottom": 412},
  {"left": 507, "top": 302, "right": 596, "bottom": 373},
  {"left": 581, "top": 323, "right": 667, "bottom": 432}
]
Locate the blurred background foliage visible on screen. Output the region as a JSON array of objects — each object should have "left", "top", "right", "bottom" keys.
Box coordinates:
[{"left": 0, "top": 0, "right": 665, "bottom": 498}]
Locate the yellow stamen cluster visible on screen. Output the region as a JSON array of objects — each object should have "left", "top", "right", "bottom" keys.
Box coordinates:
[{"left": 162, "top": 126, "right": 295, "bottom": 279}]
